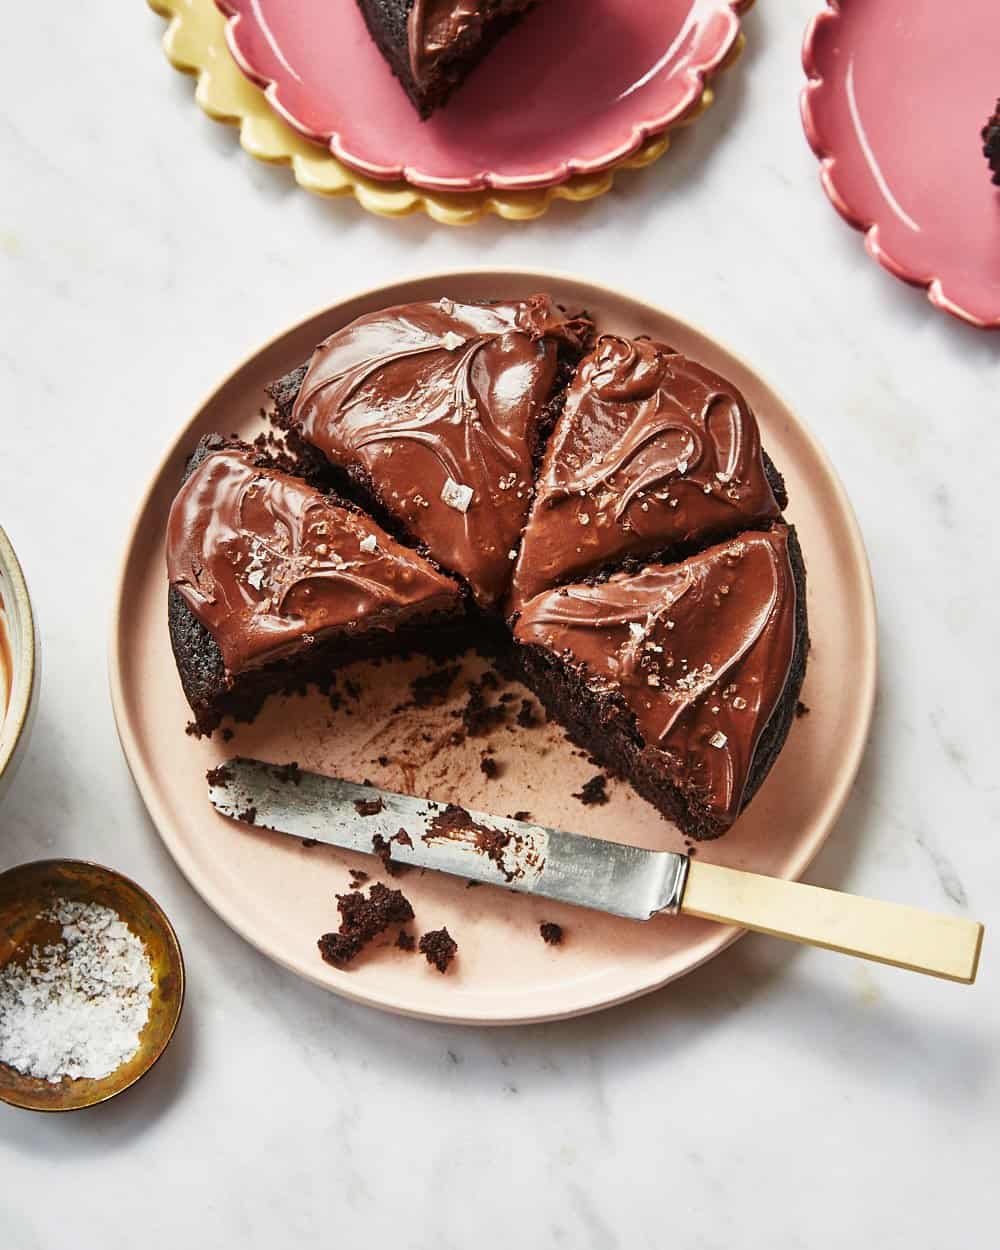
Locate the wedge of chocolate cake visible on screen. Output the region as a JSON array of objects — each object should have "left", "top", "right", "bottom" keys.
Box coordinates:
[
  {"left": 269, "top": 296, "right": 591, "bottom": 609},
  {"left": 358, "top": 0, "right": 538, "bottom": 118},
  {"left": 509, "top": 335, "right": 787, "bottom": 611},
  {"left": 512, "top": 527, "right": 808, "bottom": 840},
  {"left": 166, "top": 436, "right": 466, "bottom": 733}
]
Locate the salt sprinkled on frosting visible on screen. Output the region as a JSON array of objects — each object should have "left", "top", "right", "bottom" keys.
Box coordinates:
[
  {"left": 0, "top": 899, "right": 154, "bottom": 1084},
  {"left": 440, "top": 478, "right": 474, "bottom": 513},
  {"left": 359, "top": 533, "right": 378, "bottom": 554}
]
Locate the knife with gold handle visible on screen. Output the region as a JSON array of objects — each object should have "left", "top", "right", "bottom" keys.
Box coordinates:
[{"left": 209, "top": 757, "right": 984, "bottom": 984}]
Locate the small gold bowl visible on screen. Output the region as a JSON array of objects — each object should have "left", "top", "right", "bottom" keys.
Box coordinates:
[{"left": 0, "top": 859, "right": 185, "bottom": 1112}]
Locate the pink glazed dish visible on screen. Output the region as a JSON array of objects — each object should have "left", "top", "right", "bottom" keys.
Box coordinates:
[
  {"left": 215, "top": 0, "right": 751, "bottom": 191},
  {"left": 802, "top": 0, "right": 1000, "bottom": 329}
]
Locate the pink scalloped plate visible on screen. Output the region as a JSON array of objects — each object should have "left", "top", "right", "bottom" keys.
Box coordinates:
[
  {"left": 216, "top": 0, "right": 749, "bottom": 191},
  {"left": 802, "top": 0, "right": 1000, "bottom": 329}
]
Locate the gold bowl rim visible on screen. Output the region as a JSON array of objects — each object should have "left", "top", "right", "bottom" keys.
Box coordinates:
[{"left": 0, "top": 857, "right": 186, "bottom": 1112}]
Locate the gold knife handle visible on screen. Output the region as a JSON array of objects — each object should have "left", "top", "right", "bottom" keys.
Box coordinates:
[{"left": 680, "top": 859, "right": 984, "bottom": 984}]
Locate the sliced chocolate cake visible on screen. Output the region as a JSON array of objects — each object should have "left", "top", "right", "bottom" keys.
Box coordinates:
[
  {"left": 269, "top": 296, "right": 591, "bottom": 609},
  {"left": 358, "top": 0, "right": 537, "bottom": 118},
  {"left": 167, "top": 436, "right": 465, "bottom": 733},
  {"left": 509, "top": 335, "right": 786, "bottom": 611},
  {"left": 170, "top": 297, "right": 809, "bottom": 840},
  {"left": 512, "top": 527, "right": 808, "bottom": 839}
]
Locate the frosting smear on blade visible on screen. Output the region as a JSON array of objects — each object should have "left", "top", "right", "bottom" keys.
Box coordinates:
[
  {"left": 166, "top": 447, "right": 461, "bottom": 674},
  {"left": 511, "top": 336, "right": 781, "bottom": 609},
  {"left": 291, "top": 296, "right": 589, "bottom": 607},
  {"left": 513, "top": 528, "right": 798, "bottom": 827}
]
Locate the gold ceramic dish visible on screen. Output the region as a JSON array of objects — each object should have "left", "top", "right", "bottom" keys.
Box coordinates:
[
  {"left": 147, "top": 0, "right": 746, "bottom": 224},
  {"left": 0, "top": 860, "right": 185, "bottom": 1112}
]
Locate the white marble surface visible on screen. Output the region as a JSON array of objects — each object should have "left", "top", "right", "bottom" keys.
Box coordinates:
[{"left": 1, "top": 3, "right": 998, "bottom": 1246}]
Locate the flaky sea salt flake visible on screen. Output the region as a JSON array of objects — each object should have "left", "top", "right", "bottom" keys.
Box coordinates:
[{"left": 441, "top": 478, "right": 474, "bottom": 513}]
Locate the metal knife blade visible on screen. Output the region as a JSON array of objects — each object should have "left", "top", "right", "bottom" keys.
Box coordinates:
[{"left": 209, "top": 757, "right": 689, "bottom": 921}]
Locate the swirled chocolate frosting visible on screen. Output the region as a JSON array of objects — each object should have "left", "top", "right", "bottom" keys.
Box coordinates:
[
  {"left": 510, "top": 336, "right": 781, "bottom": 610},
  {"left": 513, "top": 528, "right": 798, "bottom": 827},
  {"left": 166, "top": 447, "right": 461, "bottom": 674},
  {"left": 407, "top": 0, "right": 534, "bottom": 87},
  {"left": 291, "top": 296, "right": 589, "bottom": 607}
]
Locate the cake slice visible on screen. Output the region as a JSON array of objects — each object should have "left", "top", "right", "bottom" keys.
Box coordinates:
[
  {"left": 269, "top": 296, "right": 591, "bottom": 609},
  {"left": 509, "top": 335, "right": 786, "bottom": 612},
  {"left": 358, "top": 0, "right": 537, "bottom": 118},
  {"left": 512, "top": 526, "right": 808, "bottom": 839},
  {"left": 167, "top": 436, "right": 465, "bottom": 733}
]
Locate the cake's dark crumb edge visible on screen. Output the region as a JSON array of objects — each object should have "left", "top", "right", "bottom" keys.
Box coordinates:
[{"left": 507, "top": 527, "right": 809, "bottom": 840}]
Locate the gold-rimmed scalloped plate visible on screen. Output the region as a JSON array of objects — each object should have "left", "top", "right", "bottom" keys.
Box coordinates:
[
  {"left": 109, "top": 269, "right": 876, "bottom": 1026},
  {"left": 0, "top": 860, "right": 185, "bottom": 1111}
]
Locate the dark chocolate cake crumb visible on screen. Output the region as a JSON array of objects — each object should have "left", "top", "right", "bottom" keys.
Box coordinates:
[
  {"left": 396, "top": 930, "right": 416, "bottom": 951},
  {"left": 344, "top": 678, "right": 362, "bottom": 702},
  {"left": 272, "top": 761, "right": 302, "bottom": 785},
  {"left": 540, "top": 922, "right": 563, "bottom": 946},
  {"left": 377, "top": 755, "right": 390, "bottom": 767},
  {"left": 480, "top": 756, "right": 500, "bottom": 779},
  {"left": 221, "top": 728, "right": 235, "bottom": 743},
  {"left": 516, "top": 698, "right": 541, "bottom": 728},
  {"left": 574, "top": 774, "right": 609, "bottom": 806},
  {"left": 466, "top": 879, "right": 481, "bottom": 888},
  {"left": 372, "top": 833, "right": 398, "bottom": 875},
  {"left": 205, "top": 765, "right": 233, "bottom": 788},
  {"left": 511, "top": 810, "right": 532, "bottom": 822},
  {"left": 419, "top": 927, "right": 458, "bottom": 973},
  {"left": 318, "top": 882, "right": 415, "bottom": 967},
  {"left": 302, "top": 838, "right": 319, "bottom": 848},
  {"left": 236, "top": 805, "right": 257, "bottom": 824},
  {"left": 796, "top": 701, "right": 811, "bottom": 719},
  {"left": 355, "top": 797, "right": 384, "bottom": 817},
  {"left": 461, "top": 674, "right": 507, "bottom": 737},
  {"left": 186, "top": 720, "right": 208, "bottom": 739},
  {"left": 983, "top": 100, "right": 1000, "bottom": 185},
  {"left": 411, "top": 663, "right": 461, "bottom": 707},
  {"left": 372, "top": 830, "right": 412, "bottom": 875},
  {"left": 349, "top": 868, "right": 370, "bottom": 886}
]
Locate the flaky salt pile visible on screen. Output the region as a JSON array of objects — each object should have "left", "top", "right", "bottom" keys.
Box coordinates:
[{"left": 0, "top": 899, "right": 154, "bottom": 1083}]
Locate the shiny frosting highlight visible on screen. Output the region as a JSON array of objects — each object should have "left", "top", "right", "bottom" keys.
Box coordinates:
[
  {"left": 407, "top": 0, "right": 530, "bottom": 86},
  {"left": 166, "top": 447, "right": 460, "bottom": 674},
  {"left": 513, "top": 527, "right": 798, "bottom": 826},
  {"left": 511, "top": 336, "right": 780, "bottom": 608},
  {"left": 291, "top": 296, "right": 588, "bottom": 607}
]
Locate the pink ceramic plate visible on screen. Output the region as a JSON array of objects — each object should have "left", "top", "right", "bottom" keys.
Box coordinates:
[
  {"left": 216, "top": 0, "right": 750, "bottom": 191},
  {"left": 109, "top": 271, "right": 876, "bottom": 1026},
  {"left": 802, "top": 0, "right": 1000, "bottom": 328}
]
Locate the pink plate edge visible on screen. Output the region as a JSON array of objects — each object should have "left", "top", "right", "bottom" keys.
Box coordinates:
[
  {"left": 107, "top": 267, "right": 878, "bottom": 1027},
  {"left": 215, "top": 0, "right": 752, "bottom": 192},
  {"left": 800, "top": 1, "right": 1000, "bottom": 331}
]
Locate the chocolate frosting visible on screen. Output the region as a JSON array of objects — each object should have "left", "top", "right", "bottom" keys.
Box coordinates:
[
  {"left": 513, "top": 528, "right": 798, "bottom": 826},
  {"left": 407, "top": 1, "right": 530, "bottom": 86},
  {"left": 291, "top": 296, "right": 589, "bottom": 607},
  {"left": 510, "top": 336, "right": 781, "bottom": 609},
  {"left": 166, "top": 447, "right": 461, "bottom": 675}
]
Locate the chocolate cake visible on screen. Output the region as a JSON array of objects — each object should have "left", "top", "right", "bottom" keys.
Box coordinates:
[
  {"left": 357, "top": 0, "right": 537, "bottom": 118},
  {"left": 171, "top": 297, "right": 809, "bottom": 840},
  {"left": 512, "top": 527, "right": 808, "bottom": 839},
  {"left": 166, "top": 436, "right": 466, "bottom": 733},
  {"left": 269, "top": 296, "right": 591, "bottom": 608},
  {"left": 510, "top": 335, "right": 786, "bottom": 610},
  {"left": 983, "top": 100, "right": 1000, "bottom": 186}
]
